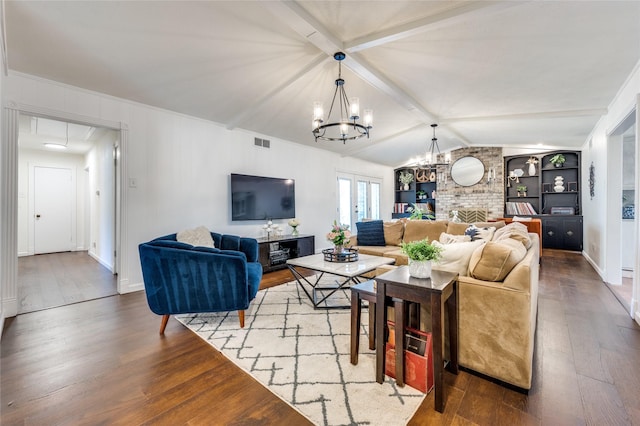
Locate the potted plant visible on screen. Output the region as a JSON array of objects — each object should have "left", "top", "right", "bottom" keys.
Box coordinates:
[
  {"left": 398, "top": 171, "right": 414, "bottom": 190},
  {"left": 550, "top": 153, "right": 566, "bottom": 168},
  {"left": 416, "top": 190, "right": 426, "bottom": 200},
  {"left": 517, "top": 185, "right": 527, "bottom": 197},
  {"left": 406, "top": 203, "right": 435, "bottom": 220},
  {"left": 400, "top": 238, "right": 443, "bottom": 278}
]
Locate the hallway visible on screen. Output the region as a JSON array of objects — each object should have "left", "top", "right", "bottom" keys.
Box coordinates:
[{"left": 17, "top": 251, "right": 117, "bottom": 314}]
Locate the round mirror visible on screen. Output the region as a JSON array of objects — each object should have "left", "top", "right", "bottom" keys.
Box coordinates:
[{"left": 450, "top": 156, "right": 485, "bottom": 186}]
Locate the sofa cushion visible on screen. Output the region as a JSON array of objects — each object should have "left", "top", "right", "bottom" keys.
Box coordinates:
[
  {"left": 468, "top": 238, "right": 527, "bottom": 282},
  {"left": 356, "top": 245, "right": 399, "bottom": 257},
  {"left": 446, "top": 222, "right": 469, "bottom": 235},
  {"left": 383, "top": 221, "right": 404, "bottom": 246},
  {"left": 177, "top": 226, "right": 215, "bottom": 248},
  {"left": 465, "top": 225, "right": 496, "bottom": 242},
  {"left": 439, "top": 232, "right": 472, "bottom": 244},
  {"left": 403, "top": 220, "right": 448, "bottom": 243},
  {"left": 432, "top": 240, "right": 485, "bottom": 275},
  {"left": 356, "top": 220, "right": 386, "bottom": 246},
  {"left": 493, "top": 222, "right": 532, "bottom": 249}
]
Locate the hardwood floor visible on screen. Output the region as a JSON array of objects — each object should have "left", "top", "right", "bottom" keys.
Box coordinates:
[
  {"left": 17, "top": 251, "right": 117, "bottom": 314},
  {"left": 2, "top": 251, "right": 640, "bottom": 425}
]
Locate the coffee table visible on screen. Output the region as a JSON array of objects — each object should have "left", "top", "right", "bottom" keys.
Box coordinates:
[{"left": 286, "top": 253, "right": 395, "bottom": 309}]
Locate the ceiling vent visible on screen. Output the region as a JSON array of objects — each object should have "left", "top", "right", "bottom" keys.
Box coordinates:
[{"left": 254, "top": 137, "right": 270, "bottom": 148}]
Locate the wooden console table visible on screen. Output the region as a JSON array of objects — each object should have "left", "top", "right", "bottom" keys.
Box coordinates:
[{"left": 375, "top": 267, "right": 459, "bottom": 413}]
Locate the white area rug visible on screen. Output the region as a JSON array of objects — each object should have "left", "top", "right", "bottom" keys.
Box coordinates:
[{"left": 176, "top": 280, "right": 426, "bottom": 426}]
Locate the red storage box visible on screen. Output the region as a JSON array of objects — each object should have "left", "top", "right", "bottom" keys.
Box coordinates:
[{"left": 385, "top": 322, "right": 434, "bottom": 394}]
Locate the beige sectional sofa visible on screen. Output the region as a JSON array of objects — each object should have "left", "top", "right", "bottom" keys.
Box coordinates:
[{"left": 352, "top": 219, "right": 540, "bottom": 390}]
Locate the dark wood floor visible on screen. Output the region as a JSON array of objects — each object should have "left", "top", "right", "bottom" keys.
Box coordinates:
[
  {"left": 17, "top": 251, "right": 117, "bottom": 314},
  {"left": 2, "top": 250, "right": 639, "bottom": 425}
]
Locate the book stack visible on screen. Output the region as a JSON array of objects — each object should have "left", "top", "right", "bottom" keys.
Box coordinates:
[
  {"left": 393, "top": 203, "right": 408, "bottom": 214},
  {"left": 505, "top": 202, "right": 537, "bottom": 215}
]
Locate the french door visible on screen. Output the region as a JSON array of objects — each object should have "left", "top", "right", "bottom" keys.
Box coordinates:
[{"left": 337, "top": 173, "right": 381, "bottom": 231}]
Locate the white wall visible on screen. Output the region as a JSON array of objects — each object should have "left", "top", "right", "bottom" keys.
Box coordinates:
[
  {"left": 582, "top": 60, "right": 640, "bottom": 323},
  {"left": 3, "top": 72, "right": 394, "bottom": 300},
  {"left": 85, "top": 130, "right": 118, "bottom": 270}
]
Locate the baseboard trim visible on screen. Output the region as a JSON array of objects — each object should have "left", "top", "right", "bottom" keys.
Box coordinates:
[
  {"left": 582, "top": 250, "right": 604, "bottom": 280},
  {"left": 0, "top": 313, "right": 5, "bottom": 341},
  {"left": 2, "top": 297, "right": 17, "bottom": 318},
  {"left": 88, "top": 251, "right": 114, "bottom": 273}
]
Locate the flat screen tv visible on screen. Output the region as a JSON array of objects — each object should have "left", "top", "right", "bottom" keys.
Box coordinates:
[{"left": 230, "top": 173, "right": 295, "bottom": 221}]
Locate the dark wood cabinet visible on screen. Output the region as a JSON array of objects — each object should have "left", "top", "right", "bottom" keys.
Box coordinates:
[
  {"left": 541, "top": 216, "right": 583, "bottom": 251},
  {"left": 393, "top": 167, "right": 437, "bottom": 219},
  {"left": 504, "top": 150, "right": 583, "bottom": 251},
  {"left": 256, "top": 234, "right": 315, "bottom": 272}
]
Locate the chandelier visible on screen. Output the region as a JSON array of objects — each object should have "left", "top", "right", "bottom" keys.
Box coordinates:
[
  {"left": 312, "top": 52, "right": 373, "bottom": 143},
  {"left": 421, "top": 124, "right": 450, "bottom": 167}
]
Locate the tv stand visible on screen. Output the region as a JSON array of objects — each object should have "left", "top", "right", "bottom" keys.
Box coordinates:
[{"left": 256, "top": 234, "right": 315, "bottom": 273}]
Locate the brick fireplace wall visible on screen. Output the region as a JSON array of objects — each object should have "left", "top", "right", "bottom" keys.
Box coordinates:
[{"left": 435, "top": 147, "right": 504, "bottom": 221}]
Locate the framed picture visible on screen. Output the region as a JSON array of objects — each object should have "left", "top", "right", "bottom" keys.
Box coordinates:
[
  {"left": 542, "top": 183, "right": 551, "bottom": 193},
  {"left": 567, "top": 182, "right": 578, "bottom": 192}
]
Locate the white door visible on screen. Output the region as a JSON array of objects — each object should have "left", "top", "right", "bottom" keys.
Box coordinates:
[
  {"left": 337, "top": 173, "right": 382, "bottom": 231},
  {"left": 34, "top": 166, "right": 73, "bottom": 254}
]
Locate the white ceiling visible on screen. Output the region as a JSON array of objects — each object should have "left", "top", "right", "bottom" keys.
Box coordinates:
[{"left": 5, "top": 1, "right": 640, "bottom": 167}]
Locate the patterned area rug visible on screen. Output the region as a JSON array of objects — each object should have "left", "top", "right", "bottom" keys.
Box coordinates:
[{"left": 176, "top": 280, "right": 426, "bottom": 426}]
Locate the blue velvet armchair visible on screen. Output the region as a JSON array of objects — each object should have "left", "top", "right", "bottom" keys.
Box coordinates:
[{"left": 138, "top": 232, "right": 263, "bottom": 333}]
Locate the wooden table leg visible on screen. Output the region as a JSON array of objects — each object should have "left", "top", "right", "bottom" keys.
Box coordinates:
[
  {"left": 368, "top": 300, "right": 376, "bottom": 350},
  {"left": 350, "top": 290, "right": 361, "bottom": 365},
  {"left": 394, "top": 298, "right": 405, "bottom": 387},
  {"left": 431, "top": 292, "right": 445, "bottom": 413},
  {"left": 375, "top": 282, "right": 386, "bottom": 384},
  {"left": 447, "top": 281, "right": 459, "bottom": 374}
]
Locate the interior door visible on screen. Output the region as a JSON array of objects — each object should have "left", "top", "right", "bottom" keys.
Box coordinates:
[{"left": 34, "top": 166, "right": 73, "bottom": 254}]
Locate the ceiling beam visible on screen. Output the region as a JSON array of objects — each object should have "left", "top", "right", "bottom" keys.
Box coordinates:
[
  {"left": 345, "top": 1, "right": 519, "bottom": 53},
  {"left": 439, "top": 108, "right": 608, "bottom": 123},
  {"left": 262, "top": 1, "right": 471, "bottom": 147}
]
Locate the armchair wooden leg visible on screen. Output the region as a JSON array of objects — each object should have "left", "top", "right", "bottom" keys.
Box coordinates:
[
  {"left": 159, "top": 314, "right": 170, "bottom": 334},
  {"left": 238, "top": 310, "right": 245, "bottom": 328}
]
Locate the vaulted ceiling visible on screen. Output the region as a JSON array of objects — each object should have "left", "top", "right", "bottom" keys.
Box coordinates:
[{"left": 5, "top": 1, "right": 640, "bottom": 167}]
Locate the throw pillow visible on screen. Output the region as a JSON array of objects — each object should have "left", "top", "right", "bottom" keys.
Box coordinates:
[
  {"left": 177, "top": 225, "right": 215, "bottom": 248},
  {"left": 383, "top": 221, "right": 404, "bottom": 246},
  {"left": 439, "top": 232, "right": 472, "bottom": 244},
  {"left": 468, "top": 238, "right": 527, "bottom": 282},
  {"left": 355, "top": 220, "right": 386, "bottom": 246},
  {"left": 431, "top": 239, "right": 485, "bottom": 276},
  {"left": 472, "top": 221, "right": 506, "bottom": 230},
  {"left": 464, "top": 225, "right": 496, "bottom": 242},
  {"left": 493, "top": 222, "right": 532, "bottom": 249}
]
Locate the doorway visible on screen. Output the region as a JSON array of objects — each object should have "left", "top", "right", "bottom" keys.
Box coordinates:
[
  {"left": 606, "top": 107, "right": 637, "bottom": 316},
  {"left": 337, "top": 172, "right": 382, "bottom": 231},
  {"left": 17, "top": 114, "right": 120, "bottom": 314}
]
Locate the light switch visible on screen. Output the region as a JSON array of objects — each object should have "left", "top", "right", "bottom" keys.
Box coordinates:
[{"left": 129, "top": 178, "right": 138, "bottom": 188}]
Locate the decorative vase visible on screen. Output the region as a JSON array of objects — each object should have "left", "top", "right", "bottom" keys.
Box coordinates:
[
  {"left": 528, "top": 163, "right": 536, "bottom": 176},
  {"left": 334, "top": 245, "right": 344, "bottom": 254},
  {"left": 554, "top": 176, "right": 565, "bottom": 192},
  {"left": 403, "top": 184, "right": 409, "bottom": 190},
  {"left": 429, "top": 171, "right": 436, "bottom": 182},
  {"left": 408, "top": 259, "right": 432, "bottom": 279},
  {"left": 554, "top": 163, "right": 563, "bottom": 168},
  {"left": 291, "top": 226, "right": 299, "bottom": 236}
]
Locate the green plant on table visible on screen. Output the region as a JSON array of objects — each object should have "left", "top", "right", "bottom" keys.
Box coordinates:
[
  {"left": 517, "top": 185, "right": 527, "bottom": 193},
  {"left": 400, "top": 239, "right": 443, "bottom": 262}
]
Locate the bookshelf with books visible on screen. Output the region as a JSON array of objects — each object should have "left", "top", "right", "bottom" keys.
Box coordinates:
[
  {"left": 392, "top": 167, "right": 437, "bottom": 219},
  {"left": 504, "top": 150, "right": 582, "bottom": 251}
]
